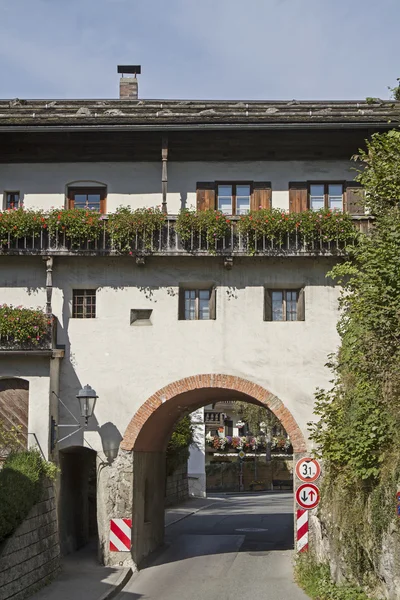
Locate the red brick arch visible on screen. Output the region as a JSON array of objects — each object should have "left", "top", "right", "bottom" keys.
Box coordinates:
[{"left": 121, "top": 374, "right": 307, "bottom": 453}]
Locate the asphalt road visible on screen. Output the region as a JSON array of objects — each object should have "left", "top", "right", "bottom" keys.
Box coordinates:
[{"left": 116, "top": 493, "right": 309, "bottom": 600}]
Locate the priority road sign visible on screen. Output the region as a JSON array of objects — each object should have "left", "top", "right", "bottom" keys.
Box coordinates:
[
  {"left": 238, "top": 450, "right": 246, "bottom": 460},
  {"left": 295, "top": 457, "right": 321, "bottom": 483},
  {"left": 296, "top": 483, "right": 320, "bottom": 510}
]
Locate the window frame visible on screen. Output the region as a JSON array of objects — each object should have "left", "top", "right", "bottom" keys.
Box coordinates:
[
  {"left": 264, "top": 288, "right": 305, "bottom": 322},
  {"left": 67, "top": 186, "right": 107, "bottom": 214},
  {"left": 308, "top": 181, "right": 345, "bottom": 211},
  {"left": 72, "top": 289, "right": 97, "bottom": 319},
  {"left": 178, "top": 286, "right": 216, "bottom": 320},
  {"left": 3, "top": 191, "right": 20, "bottom": 210},
  {"left": 215, "top": 181, "right": 253, "bottom": 216}
]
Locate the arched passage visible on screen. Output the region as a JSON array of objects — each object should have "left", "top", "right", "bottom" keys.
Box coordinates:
[
  {"left": 121, "top": 374, "right": 306, "bottom": 453},
  {"left": 120, "top": 375, "right": 306, "bottom": 567}
]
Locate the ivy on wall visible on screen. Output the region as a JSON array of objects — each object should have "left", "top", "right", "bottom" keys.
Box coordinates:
[{"left": 307, "top": 129, "right": 400, "bottom": 591}]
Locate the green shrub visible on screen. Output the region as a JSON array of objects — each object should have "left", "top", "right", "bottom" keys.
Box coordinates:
[{"left": 0, "top": 450, "right": 46, "bottom": 542}]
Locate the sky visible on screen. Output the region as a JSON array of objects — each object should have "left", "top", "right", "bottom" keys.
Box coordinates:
[{"left": 0, "top": 0, "right": 397, "bottom": 101}]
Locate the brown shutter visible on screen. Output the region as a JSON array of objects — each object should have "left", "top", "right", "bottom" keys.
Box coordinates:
[
  {"left": 196, "top": 182, "right": 216, "bottom": 211},
  {"left": 345, "top": 183, "right": 365, "bottom": 215},
  {"left": 178, "top": 288, "right": 185, "bottom": 320},
  {"left": 297, "top": 288, "right": 305, "bottom": 321},
  {"left": 209, "top": 287, "right": 216, "bottom": 320},
  {"left": 264, "top": 289, "right": 272, "bottom": 321},
  {"left": 289, "top": 182, "right": 308, "bottom": 213},
  {"left": 251, "top": 182, "right": 272, "bottom": 211},
  {"left": 100, "top": 190, "right": 107, "bottom": 214}
]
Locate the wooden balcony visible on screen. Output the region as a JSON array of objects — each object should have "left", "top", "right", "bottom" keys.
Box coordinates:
[{"left": 0, "top": 215, "right": 373, "bottom": 258}]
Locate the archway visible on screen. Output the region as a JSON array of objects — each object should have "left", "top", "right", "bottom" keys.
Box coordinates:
[
  {"left": 121, "top": 374, "right": 306, "bottom": 453},
  {"left": 121, "top": 375, "right": 306, "bottom": 566}
]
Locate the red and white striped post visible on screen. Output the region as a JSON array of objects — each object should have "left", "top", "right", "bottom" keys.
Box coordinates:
[
  {"left": 109, "top": 518, "right": 132, "bottom": 552},
  {"left": 296, "top": 509, "right": 309, "bottom": 552}
]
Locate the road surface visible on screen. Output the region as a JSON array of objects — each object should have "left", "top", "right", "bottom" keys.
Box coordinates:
[{"left": 116, "top": 492, "right": 309, "bottom": 600}]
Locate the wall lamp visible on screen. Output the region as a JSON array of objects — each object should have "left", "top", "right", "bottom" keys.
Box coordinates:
[{"left": 51, "top": 385, "right": 98, "bottom": 448}]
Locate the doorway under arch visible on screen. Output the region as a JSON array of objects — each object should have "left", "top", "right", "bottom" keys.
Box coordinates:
[{"left": 120, "top": 374, "right": 306, "bottom": 567}]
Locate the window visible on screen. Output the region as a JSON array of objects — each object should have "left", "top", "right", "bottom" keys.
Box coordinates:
[
  {"left": 217, "top": 183, "right": 251, "bottom": 215},
  {"left": 265, "top": 289, "right": 305, "bottom": 321},
  {"left": 309, "top": 183, "right": 343, "bottom": 211},
  {"left": 4, "top": 192, "right": 20, "bottom": 210},
  {"left": 179, "top": 287, "right": 216, "bottom": 320},
  {"left": 72, "top": 289, "right": 96, "bottom": 318},
  {"left": 68, "top": 187, "right": 106, "bottom": 213}
]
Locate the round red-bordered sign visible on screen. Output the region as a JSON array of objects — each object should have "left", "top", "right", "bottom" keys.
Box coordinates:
[
  {"left": 295, "top": 457, "right": 321, "bottom": 483},
  {"left": 296, "top": 483, "right": 320, "bottom": 510}
]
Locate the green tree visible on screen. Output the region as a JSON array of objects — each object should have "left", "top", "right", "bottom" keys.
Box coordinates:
[
  {"left": 234, "top": 402, "right": 282, "bottom": 435},
  {"left": 166, "top": 416, "right": 194, "bottom": 476}
]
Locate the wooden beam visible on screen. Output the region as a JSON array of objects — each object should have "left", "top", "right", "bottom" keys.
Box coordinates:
[{"left": 161, "top": 135, "right": 168, "bottom": 214}]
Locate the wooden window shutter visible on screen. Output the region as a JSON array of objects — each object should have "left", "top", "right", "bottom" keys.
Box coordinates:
[
  {"left": 289, "top": 182, "right": 308, "bottom": 213},
  {"left": 264, "top": 289, "right": 272, "bottom": 321},
  {"left": 251, "top": 182, "right": 272, "bottom": 211},
  {"left": 297, "top": 288, "right": 305, "bottom": 321},
  {"left": 100, "top": 191, "right": 107, "bottom": 214},
  {"left": 209, "top": 287, "right": 216, "bottom": 320},
  {"left": 345, "top": 183, "right": 365, "bottom": 215},
  {"left": 178, "top": 288, "right": 185, "bottom": 320},
  {"left": 196, "top": 182, "right": 216, "bottom": 211}
]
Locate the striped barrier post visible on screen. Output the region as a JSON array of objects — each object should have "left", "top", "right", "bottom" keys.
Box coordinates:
[
  {"left": 109, "top": 518, "right": 132, "bottom": 552},
  {"left": 297, "top": 509, "right": 308, "bottom": 552}
]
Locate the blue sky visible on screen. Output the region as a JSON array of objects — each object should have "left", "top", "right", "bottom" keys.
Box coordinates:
[{"left": 0, "top": 0, "right": 397, "bottom": 100}]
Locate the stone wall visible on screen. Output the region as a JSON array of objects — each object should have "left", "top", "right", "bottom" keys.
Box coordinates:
[
  {"left": 309, "top": 510, "right": 400, "bottom": 600},
  {"left": 165, "top": 463, "right": 189, "bottom": 507},
  {"left": 0, "top": 480, "right": 60, "bottom": 600}
]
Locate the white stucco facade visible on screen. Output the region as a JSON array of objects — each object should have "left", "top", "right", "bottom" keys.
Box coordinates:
[
  {"left": 0, "top": 252, "right": 340, "bottom": 455},
  {"left": 0, "top": 159, "right": 355, "bottom": 213}
]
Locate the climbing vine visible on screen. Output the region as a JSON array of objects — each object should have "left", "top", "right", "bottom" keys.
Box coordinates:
[{"left": 307, "top": 129, "right": 400, "bottom": 591}]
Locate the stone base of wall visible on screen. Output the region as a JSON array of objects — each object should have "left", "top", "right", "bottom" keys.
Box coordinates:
[
  {"left": 0, "top": 480, "right": 60, "bottom": 600},
  {"left": 165, "top": 464, "right": 189, "bottom": 507},
  {"left": 188, "top": 473, "right": 206, "bottom": 498}
]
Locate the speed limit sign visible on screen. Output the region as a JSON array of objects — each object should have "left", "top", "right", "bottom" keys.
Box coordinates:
[{"left": 295, "top": 457, "right": 321, "bottom": 483}]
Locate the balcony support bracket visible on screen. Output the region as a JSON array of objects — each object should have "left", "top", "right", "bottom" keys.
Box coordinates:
[
  {"left": 161, "top": 135, "right": 168, "bottom": 214},
  {"left": 224, "top": 256, "right": 234, "bottom": 270},
  {"left": 43, "top": 256, "right": 53, "bottom": 315}
]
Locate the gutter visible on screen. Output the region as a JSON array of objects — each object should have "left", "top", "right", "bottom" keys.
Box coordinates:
[{"left": 0, "top": 122, "right": 395, "bottom": 133}]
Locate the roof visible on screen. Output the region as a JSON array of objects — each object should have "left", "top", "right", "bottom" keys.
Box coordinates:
[{"left": 0, "top": 99, "right": 398, "bottom": 130}]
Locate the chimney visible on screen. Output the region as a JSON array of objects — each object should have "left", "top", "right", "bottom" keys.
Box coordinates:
[{"left": 118, "top": 65, "right": 141, "bottom": 100}]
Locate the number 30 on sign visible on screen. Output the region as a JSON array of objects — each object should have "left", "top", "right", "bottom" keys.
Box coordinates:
[{"left": 295, "top": 457, "right": 321, "bottom": 483}]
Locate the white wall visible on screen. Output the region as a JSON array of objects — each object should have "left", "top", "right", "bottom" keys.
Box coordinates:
[
  {"left": 188, "top": 408, "right": 206, "bottom": 498},
  {"left": 0, "top": 255, "right": 340, "bottom": 455},
  {"left": 0, "top": 358, "right": 51, "bottom": 458},
  {"left": 0, "top": 160, "right": 355, "bottom": 213}
]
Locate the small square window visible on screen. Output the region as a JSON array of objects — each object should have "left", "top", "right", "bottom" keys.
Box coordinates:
[
  {"left": 72, "top": 289, "right": 96, "bottom": 318},
  {"left": 179, "top": 287, "right": 216, "bottom": 320},
  {"left": 265, "top": 289, "right": 305, "bottom": 321},
  {"left": 4, "top": 192, "right": 20, "bottom": 210},
  {"left": 130, "top": 309, "right": 153, "bottom": 326}
]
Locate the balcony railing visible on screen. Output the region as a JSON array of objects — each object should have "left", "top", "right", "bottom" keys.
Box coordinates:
[
  {"left": 0, "top": 317, "right": 57, "bottom": 351},
  {"left": 0, "top": 215, "right": 373, "bottom": 257}
]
